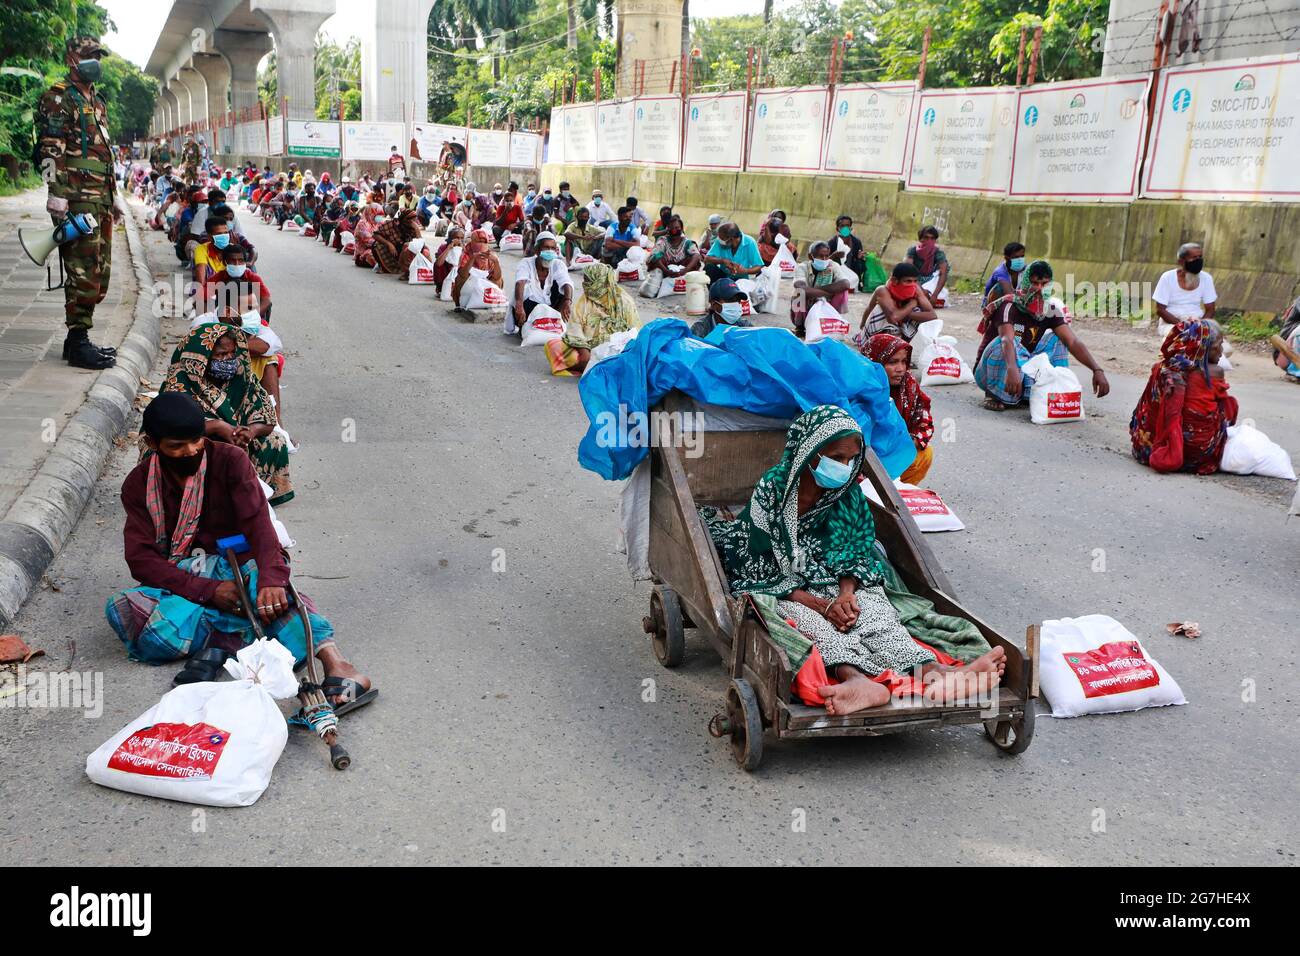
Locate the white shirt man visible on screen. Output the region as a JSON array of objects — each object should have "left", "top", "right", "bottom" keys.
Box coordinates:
[{"left": 585, "top": 193, "right": 614, "bottom": 227}]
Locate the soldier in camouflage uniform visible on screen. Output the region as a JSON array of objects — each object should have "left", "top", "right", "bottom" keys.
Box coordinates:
[
  {"left": 36, "top": 36, "right": 117, "bottom": 369},
  {"left": 180, "top": 132, "right": 201, "bottom": 185}
]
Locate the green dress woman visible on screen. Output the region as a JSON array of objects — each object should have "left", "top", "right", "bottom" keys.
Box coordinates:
[{"left": 162, "top": 323, "right": 294, "bottom": 504}]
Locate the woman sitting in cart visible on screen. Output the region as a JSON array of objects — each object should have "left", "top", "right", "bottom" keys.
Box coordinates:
[{"left": 703, "top": 405, "right": 1005, "bottom": 716}]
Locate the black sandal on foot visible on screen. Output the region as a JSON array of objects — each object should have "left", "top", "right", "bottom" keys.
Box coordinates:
[
  {"left": 321, "top": 676, "right": 379, "bottom": 716},
  {"left": 982, "top": 396, "right": 1011, "bottom": 411},
  {"left": 173, "top": 647, "right": 232, "bottom": 685}
]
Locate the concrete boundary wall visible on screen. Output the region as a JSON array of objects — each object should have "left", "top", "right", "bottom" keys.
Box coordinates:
[{"left": 542, "top": 162, "right": 1300, "bottom": 313}]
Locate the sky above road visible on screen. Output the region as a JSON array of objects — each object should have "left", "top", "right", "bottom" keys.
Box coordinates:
[{"left": 98, "top": 0, "right": 817, "bottom": 70}]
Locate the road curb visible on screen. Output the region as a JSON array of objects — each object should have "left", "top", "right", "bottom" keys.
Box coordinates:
[{"left": 0, "top": 193, "right": 161, "bottom": 631}]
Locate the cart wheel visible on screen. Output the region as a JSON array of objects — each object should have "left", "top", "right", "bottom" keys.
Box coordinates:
[
  {"left": 984, "top": 703, "right": 1035, "bottom": 755},
  {"left": 725, "top": 678, "right": 764, "bottom": 771},
  {"left": 645, "top": 586, "right": 685, "bottom": 668}
]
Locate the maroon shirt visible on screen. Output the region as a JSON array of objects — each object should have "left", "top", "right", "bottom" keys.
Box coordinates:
[{"left": 121, "top": 440, "right": 289, "bottom": 605}]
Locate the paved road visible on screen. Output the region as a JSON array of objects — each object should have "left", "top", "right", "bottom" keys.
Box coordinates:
[{"left": 2, "top": 209, "right": 1296, "bottom": 866}]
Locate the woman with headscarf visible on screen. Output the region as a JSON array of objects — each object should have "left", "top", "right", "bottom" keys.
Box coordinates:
[
  {"left": 866, "top": 333, "right": 934, "bottom": 484},
  {"left": 161, "top": 324, "right": 293, "bottom": 504},
  {"left": 757, "top": 209, "right": 796, "bottom": 265},
  {"left": 545, "top": 263, "right": 640, "bottom": 377},
  {"left": 372, "top": 208, "right": 424, "bottom": 275},
  {"left": 451, "top": 229, "right": 503, "bottom": 307},
  {"left": 974, "top": 259, "right": 1109, "bottom": 411},
  {"left": 352, "top": 203, "right": 381, "bottom": 268},
  {"left": 1130, "top": 319, "right": 1237, "bottom": 474},
  {"left": 701, "top": 405, "right": 1004, "bottom": 715}
]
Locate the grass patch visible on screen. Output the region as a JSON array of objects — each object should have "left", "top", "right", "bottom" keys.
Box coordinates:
[
  {"left": 949, "top": 276, "right": 983, "bottom": 295},
  {"left": 1219, "top": 310, "right": 1277, "bottom": 343},
  {"left": 0, "top": 171, "right": 43, "bottom": 197}
]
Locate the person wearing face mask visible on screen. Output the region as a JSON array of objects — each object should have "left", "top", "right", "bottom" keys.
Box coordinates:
[
  {"left": 523, "top": 202, "right": 558, "bottom": 256},
  {"left": 452, "top": 230, "right": 504, "bottom": 307},
  {"left": 699, "top": 213, "right": 724, "bottom": 252},
  {"left": 352, "top": 204, "right": 383, "bottom": 269},
  {"left": 758, "top": 209, "right": 797, "bottom": 265},
  {"left": 492, "top": 185, "right": 525, "bottom": 243},
  {"left": 601, "top": 205, "right": 642, "bottom": 267},
  {"left": 511, "top": 233, "right": 574, "bottom": 334},
  {"left": 906, "top": 225, "right": 949, "bottom": 307},
  {"left": 984, "top": 241, "right": 1027, "bottom": 309},
  {"left": 703, "top": 222, "right": 767, "bottom": 283},
  {"left": 546, "top": 263, "right": 641, "bottom": 376},
  {"left": 160, "top": 326, "right": 293, "bottom": 502},
  {"left": 561, "top": 206, "right": 605, "bottom": 263},
  {"left": 690, "top": 278, "right": 753, "bottom": 338},
  {"left": 109, "top": 392, "right": 375, "bottom": 707},
  {"left": 827, "top": 215, "right": 865, "bottom": 288},
  {"left": 586, "top": 190, "right": 615, "bottom": 227},
  {"left": 533, "top": 186, "right": 558, "bottom": 219},
  {"left": 1153, "top": 242, "right": 1217, "bottom": 335},
  {"left": 35, "top": 37, "right": 119, "bottom": 368},
  {"left": 180, "top": 132, "right": 202, "bottom": 185},
  {"left": 792, "top": 241, "right": 858, "bottom": 337},
  {"left": 860, "top": 262, "right": 937, "bottom": 343},
  {"left": 555, "top": 181, "right": 578, "bottom": 223},
  {"left": 175, "top": 187, "right": 208, "bottom": 263},
  {"left": 976, "top": 259, "right": 1110, "bottom": 411},
  {"left": 192, "top": 217, "right": 236, "bottom": 288},
  {"left": 522, "top": 183, "right": 539, "bottom": 213},
  {"left": 700, "top": 405, "right": 1005, "bottom": 716},
  {"left": 646, "top": 215, "right": 701, "bottom": 282}
]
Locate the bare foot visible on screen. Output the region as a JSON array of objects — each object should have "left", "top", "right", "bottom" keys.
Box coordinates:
[
  {"left": 818, "top": 674, "right": 890, "bottom": 715},
  {"left": 933, "top": 649, "right": 1004, "bottom": 704}
]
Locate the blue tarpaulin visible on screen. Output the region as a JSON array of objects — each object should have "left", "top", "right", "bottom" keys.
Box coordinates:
[{"left": 577, "top": 319, "right": 916, "bottom": 481}]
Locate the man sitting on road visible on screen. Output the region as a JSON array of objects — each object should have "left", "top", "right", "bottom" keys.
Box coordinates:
[
  {"left": 562, "top": 206, "right": 605, "bottom": 264},
  {"left": 586, "top": 189, "right": 615, "bottom": 228},
  {"left": 791, "top": 241, "right": 857, "bottom": 337},
  {"left": 703, "top": 222, "right": 765, "bottom": 284},
  {"left": 107, "top": 392, "right": 375, "bottom": 711},
  {"left": 511, "top": 231, "right": 573, "bottom": 334},
  {"left": 492, "top": 185, "right": 525, "bottom": 243},
  {"left": 601, "top": 206, "right": 641, "bottom": 267}
]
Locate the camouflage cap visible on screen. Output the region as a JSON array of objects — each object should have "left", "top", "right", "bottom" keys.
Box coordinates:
[{"left": 66, "top": 36, "right": 106, "bottom": 59}]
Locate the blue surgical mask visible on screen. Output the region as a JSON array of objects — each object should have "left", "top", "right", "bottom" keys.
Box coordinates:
[
  {"left": 719, "top": 301, "right": 744, "bottom": 323},
  {"left": 539, "top": 250, "right": 557, "bottom": 263},
  {"left": 225, "top": 263, "right": 246, "bottom": 278},
  {"left": 811, "top": 453, "right": 853, "bottom": 489},
  {"left": 1010, "top": 256, "right": 1026, "bottom": 271},
  {"left": 526, "top": 191, "right": 536, "bottom": 199},
  {"left": 592, "top": 197, "right": 602, "bottom": 206},
  {"left": 212, "top": 233, "right": 230, "bottom": 249},
  {"left": 812, "top": 258, "right": 830, "bottom": 271}
]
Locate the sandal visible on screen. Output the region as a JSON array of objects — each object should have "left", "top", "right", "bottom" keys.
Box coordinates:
[
  {"left": 982, "top": 396, "right": 1011, "bottom": 411},
  {"left": 321, "top": 676, "right": 379, "bottom": 716},
  {"left": 173, "top": 647, "right": 232, "bottom": 685}
]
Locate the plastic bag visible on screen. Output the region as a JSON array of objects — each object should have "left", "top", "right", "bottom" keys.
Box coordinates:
[
  {"left": 499, "top": 232, "right": 523, "bottom": 254},
  {"left": 918, "top": 335, "right": 974, "bottom": 387},
  {"left": 772, "top": 241, "right": 797, "bottom": 279},
  {"left": 585, "top": 328, "right": 641, "bottom": 374},
  {"left": 407, "top": 241, "right": 437, "bottom": 285},
  {"left": 1038, "top": 615, "right": 1186, "bottom": 718},
  {"left": 459, "top": 267, "right": 506, "bottom": 311},
  {"left": 1023, "top": 352, "right": 1084, "bottom": 424},
  {"left": 859, "top": 479, "right": 964, "bottom": 533},
  {"left": 85, "top": 640, "right": 299, "bottom": 806},
  {"left": 618, "top": 246, "right": 646, "bottom": 283},
  {"left": 1219, "top": 423, "right": 1297, "bottom": 479},
  {"left": 750, "top": 265, "right": 781, "bottom": 314},
  {"left": 657, "top": 273, "right": 687, "bottom": 298},
  {"left": 519, "top": 304, "right": 566, "bottom": 347},
  {"left": 638, "top": 271, "right": 663, "bottom": 298},
  {"left": 570, "top": 253, "right": 596, "bottom": 271},
  {"left": 437, "top": 246, "right": 462, "bottom": 301},
  {"left": 910, "top": 319, "right": 943, "bottom": 367},
  {"left": 862, "top": 252, "right": 887, "bottom": 293},
  {"left": 803, "top": 299, "right": 852, "bottom": 344}
]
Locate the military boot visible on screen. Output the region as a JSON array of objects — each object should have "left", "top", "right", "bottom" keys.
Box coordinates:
[
  {"left": 62, "top": 330, "right": 116, "bottom": 361},
  {"left": 63, "top": 329, "right": 116, "bottom": 369}
]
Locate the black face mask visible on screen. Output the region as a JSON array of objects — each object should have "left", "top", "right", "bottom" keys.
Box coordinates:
[
  {"left": 1184, "top": 257, "right": 1204, "bottom": 274},
  {"left": 161, "top": 449, "right": 203, "bottom": 477}
]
